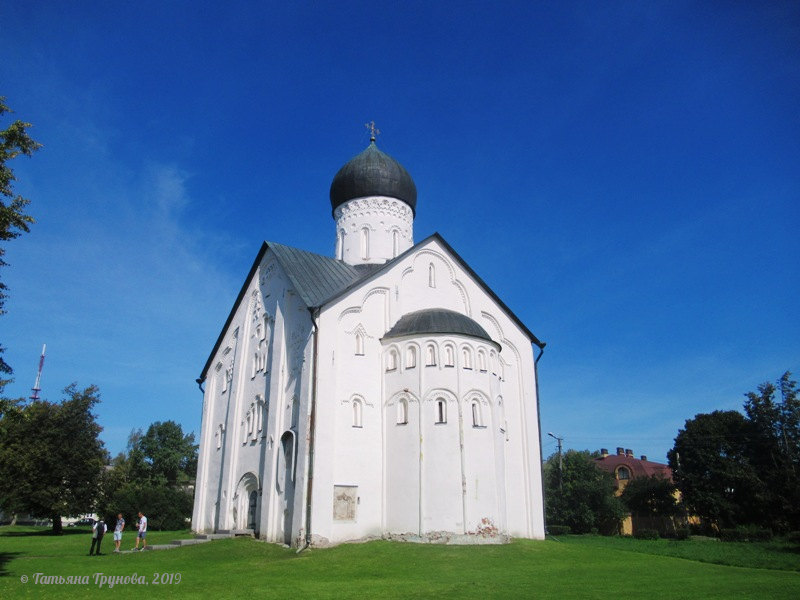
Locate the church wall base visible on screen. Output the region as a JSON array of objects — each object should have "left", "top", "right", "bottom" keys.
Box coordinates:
[{"left": 382, "top": 531, "right": 510, "bottom": 545}]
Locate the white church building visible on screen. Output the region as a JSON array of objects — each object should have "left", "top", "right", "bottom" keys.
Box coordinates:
[{"left": 192, "top": 135, "right": 547, "bottom": 546}]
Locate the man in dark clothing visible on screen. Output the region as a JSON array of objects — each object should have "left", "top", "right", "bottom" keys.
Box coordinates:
[{"left": 89, "top": 519, "right": 107, "bottom": 555}]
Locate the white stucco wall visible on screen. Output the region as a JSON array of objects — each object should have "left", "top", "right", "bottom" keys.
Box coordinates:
[
  {"left": 192, "top": 250, "right": 313, "bottom": 544},
  {"left": 193, "top": 236, "right": 545, "bottom": 547},
  {"left": 310, "top": 236, "right": 544, "bottom": 544}
]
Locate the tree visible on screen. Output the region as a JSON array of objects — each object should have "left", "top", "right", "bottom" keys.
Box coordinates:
[
  {"left": 743, "top": 372, "right": 800, "bottom": 531},
  {"left": 137, "top": 420, "right": 198, "bottom": 486},
  {"left": 620, "top": 475, "right": 683, "bottom": 518},
  {"left": 0, "top": 97, "right": 42, "bottom": 391},
  {"left": 668, "top": 410, "right": 761, "bottom": 530},
  {"left": 0, "top": 384, "right": 107, "bottom": 533},
  {"left": 669, "top": 373, "right": 800, "bottom": 533},
  {"left": 98, "top": 421, "right": 197, "bottom": 530},
  {"left": 620, "top": 474, "right": 685, "bottom": 536},
  {"left": 544, "top": 449, "right": 625, "bottom": 534}
]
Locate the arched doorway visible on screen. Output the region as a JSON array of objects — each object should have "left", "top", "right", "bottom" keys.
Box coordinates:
[{"left": 234, "top": 473, "right": 259, "bottom": 533}]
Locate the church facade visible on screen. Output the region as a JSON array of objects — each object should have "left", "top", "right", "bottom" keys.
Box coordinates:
[{"left": 191, "top": 136, "right": 546, "bottom": 546}]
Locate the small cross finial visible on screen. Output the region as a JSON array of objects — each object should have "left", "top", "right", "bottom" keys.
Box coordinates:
[{"left": 365, "top": 121, "right": 380, "bottom": 142}]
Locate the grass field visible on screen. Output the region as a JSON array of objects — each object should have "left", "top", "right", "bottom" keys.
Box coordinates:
[{"left": 1, "top": 526, "right": 798, "bottom": 599}]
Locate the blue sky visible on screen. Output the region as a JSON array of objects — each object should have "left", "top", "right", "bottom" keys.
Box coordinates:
[{"left": 1, "top": 1, "right": 798, "bottom": 462}]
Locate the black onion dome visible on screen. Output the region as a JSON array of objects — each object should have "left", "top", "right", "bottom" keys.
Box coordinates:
[
  {"left": 330, "top": 141, "right": 417, "bottom": 215},
  {"left": 383, "top": 308, "right": 498, "bottom": 347}
]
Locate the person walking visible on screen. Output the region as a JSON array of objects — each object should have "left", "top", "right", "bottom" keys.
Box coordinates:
[
  {"left": 89, "top": 518, "right": 107, "bottom": 555},
  {"left": 133, "top": 511, "right": 147, "bottom": 551},
  {"left": 113, "top": 513, "right": 125, "bottom": 553}
]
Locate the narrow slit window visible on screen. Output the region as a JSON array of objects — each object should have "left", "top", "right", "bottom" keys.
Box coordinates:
[
  {"left": 426, "top": 344, "right": 437, "bottom": 366},
  {"left": 397, "top": 398, "right": 408, "bottom": 425},
  {"left": 444, "top": 345, "right": 454, "bottom": 367},
  {"left": 392, "top": 230, "right": 399, "bottom": 257},
  {"left": 360, "top": 228, "right": 369, "bottom": 260},
  {"left": 463, "top": 348, "right": 473, "bottom": 369},
  {"left": 386, "top": 349, "right": 398, "bottom": 371},
  {"left": 472, "top": 401, "right": 482, "bottom": 427},
  {"left": 478, "top": 350, "right": 487, "bottom": 372},
  {"left": 406, "top": 346, "right": 416, "bottom": 368},
  {"left": 436, "top": 399, "right": 446, "bottom": 424},
  {"left": 355, "top": 332, "right": 364, "bottom": 356},
  {"left": 337, "top": 230, "right": 345, "bottom": 260},
  {"left": 428, "top": 263, "right": 436, "bottom": 287},
  {"left": 352, "top": 399, "right": 363, "bottom": 428}
]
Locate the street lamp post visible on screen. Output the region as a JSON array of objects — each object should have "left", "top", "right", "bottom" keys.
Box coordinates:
[{"left": 548, "top": 432, "right": 564, "bottom": 491}]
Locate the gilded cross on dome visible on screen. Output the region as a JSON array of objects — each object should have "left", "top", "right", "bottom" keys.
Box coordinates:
[{"left": 365, "top": 121, "right": 380, "bottom": 142}]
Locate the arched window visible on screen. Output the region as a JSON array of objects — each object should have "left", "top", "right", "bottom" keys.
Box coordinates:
[
  {"left": 444, "top": 345, "right": 455, "bottom": 367},
  {"left": 462, "top": 347, "right": 473, "bottom": 369},
  {"left": 428, "top": 263, "right": 436, "bottom": 288},
  {"left": 471, "top": 400, "right": 482, "bottom": 427},
  {"left": 355, "top": 332, "right": 364, "bottom": 356},
  {"left": 406, "top": 346, "right": 416, "bottom": 368},
  {"left": 490, "top": 351, "right": 497, "bottom": 375},
  {"left": 352, "top": 398, "right": 363, "bottom": 428},
  {"left": 392, "top": 230, "right": 399, "bottom": 257},
  {"left": 337, "top": 229, "right": 345, "bottom": 260},
  {"left": 478, "top": 350, "right": 487, "bottom": 372},
  {"left": 360, "top": 227, "right": 370, "bottom": 260},
  {"left": 617, "top": 467, "right": 630, "bottom": 481},
  {"left": 425, "top": 344, "right": 437, "bottom": 366},
  {"left": 435, "top": 398, "right": 446, "bottom": 424},
  {"left": 386, "top": 349, "right": 398, "bottom": 371},
  {"left": 397, "top": 398, "right": 408, "bottom": 425}
]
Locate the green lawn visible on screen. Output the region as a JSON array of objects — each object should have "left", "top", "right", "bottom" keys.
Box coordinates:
[{"left": 1, "top": 527, "right": 798, "bottom": 599}]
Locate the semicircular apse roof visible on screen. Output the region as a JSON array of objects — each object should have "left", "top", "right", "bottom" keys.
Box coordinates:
[{"left": 383, "top": 308, "right": 497, "bottom": 346}]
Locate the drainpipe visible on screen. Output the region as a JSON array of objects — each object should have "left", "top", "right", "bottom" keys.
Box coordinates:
[
  {"left": 299, "top": 309, "right": 320, "bottom": 552},
  {"left": 533, "top": 341, "right": 547, "bottom": 537}
]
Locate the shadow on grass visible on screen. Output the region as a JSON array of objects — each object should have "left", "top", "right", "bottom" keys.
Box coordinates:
[
  {"left": 774, "top": 544, "right": 800, "bottom": 555},
  {"left": 0, "top": 528, "right": 89, "bottom": 537},
  {"left": 0, "top": 552, "right": 21, "bottom": 577}
]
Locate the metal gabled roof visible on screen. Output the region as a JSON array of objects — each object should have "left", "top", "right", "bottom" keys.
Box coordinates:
[
  {"left": 199, "top": 241, "right": 369, "bottom": 380},
  {"left": 199, "top": 232, "right": 545, "bottom": 381},
  {"left": 267, "top": 241, "right": 365, "bottom": 308}
]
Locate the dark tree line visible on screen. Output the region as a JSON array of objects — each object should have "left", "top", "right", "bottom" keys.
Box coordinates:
[
  {"left": 544, "top": 449, "right": 626, "bottom": 534},
  {"left": 0, "top": 385, "right": 106, "bottom": 533},
  {"left": 669, "top": 371, "right": 800, "bottom": 533},
  {"left": 99, "top": 421, "right": 197, "bottom": 530},
  {"left": 0, "top": 383, "right": 198, "bottom": 533}
]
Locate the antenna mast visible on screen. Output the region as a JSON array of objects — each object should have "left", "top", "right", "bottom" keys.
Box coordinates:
[{"left": 30, "top": 344, "right": 46, "bottom": 401}]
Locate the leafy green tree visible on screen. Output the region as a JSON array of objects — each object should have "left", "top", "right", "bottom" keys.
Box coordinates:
[
  {"left": 620, "top": 475, "right": 683, "bottom": 518},
  {"left": 743, "top": 372, "right": 800, "bottom": 531},
  {"left": 0, "top": 97, "right": 41, "bottom": 391},
  {"left": 0, "top": 384, "right": 106, "bottom": 533},
  {"left": 138, "top": 420, "right": 198, "bottom": 486},
  {"left": 668, "top": 410, "right": 761, "bottom": 530},
  {"left": 108, "top": 482, "right": 193, "bottom": 531},
  {"left": 544, "top": 449, "right": 625, "bottom": 534},
  {"left": 99, "top": 421, "right": 197, "bottom": 529}
]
